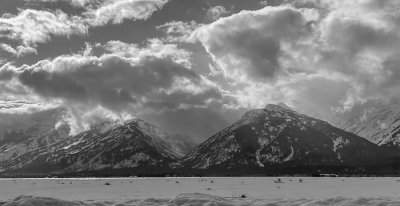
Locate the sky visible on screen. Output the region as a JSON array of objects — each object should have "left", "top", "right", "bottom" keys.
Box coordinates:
[{"left": 1, "top": 0, "right": 400, "bottom": 141}]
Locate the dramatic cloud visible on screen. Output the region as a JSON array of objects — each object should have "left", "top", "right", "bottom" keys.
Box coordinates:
[
  {"left": 25, "top": 0, "right": 94, "bottom": 8},
  {"left": 184, "top": 0, "right": 400, "bottom": 122},
  {"left": 87, "top": 0, "right": 168, "bottom": 26},
  {"left": 0, "top": 0, "right": 168, "bottom": 58},
  {"left": 0, "top": 9, "right": 87, "bottom": 56},
  {"left": 3, "top": 0, "right": 400, "bottom": 139},
  {"left": 192, "top": 6, "right": 313, "bottom": 81},
  {"left": 1, "top": 56, "right": 198, "bottom": 107},
  {"left": 0, "top": 100, "right": 60, "bottom": 116},
  {"left": 312, "top": 0, "right": 400, "bottom": 109},
  {"left": 0, "top": 40, "right": 231, "bottom": 136},
  {"left": 104, "top": 39, "right": 192, "bottom": 67}
]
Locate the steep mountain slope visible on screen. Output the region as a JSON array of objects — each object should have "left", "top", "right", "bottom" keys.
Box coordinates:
[
  {"left": 0, "top": 108, "right": 70, "bottom": 168},
  {"left": 182, "top": 104, "right": 397, "bottom": 172},
  {"left": 0, "top": 120, "right": 182, "bottom": 175},
  {"left": 133, "top": 119, "right": 197, "bottom": 156},
  {"left": 339, "top": 102, "right": 400, "bottom": 148},
  {"left": 0, "top": 124, "right": 70, "bottom": 165}
]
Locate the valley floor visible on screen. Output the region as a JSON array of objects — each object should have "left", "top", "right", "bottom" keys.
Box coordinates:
[{"left": 1, "top": 177, "right": 400, "bottom": 205}]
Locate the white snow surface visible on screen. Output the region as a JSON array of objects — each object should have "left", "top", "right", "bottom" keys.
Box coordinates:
[{"left": 1, "top": 177, "right": 400, "bottom": 205}]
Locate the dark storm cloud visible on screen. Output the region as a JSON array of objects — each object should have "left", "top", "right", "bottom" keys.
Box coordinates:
[
  {"left": 1, "top": 55, "right": 200, "bottom": 111},
  {"left": 5, "top": 0, "right": 400, "bottom": 139},
  {"left": 0, "top": 0, "right": 244, "bottom": 138},
  {"left": 0, "top": 38, "right": 236, "bottom": 135}
]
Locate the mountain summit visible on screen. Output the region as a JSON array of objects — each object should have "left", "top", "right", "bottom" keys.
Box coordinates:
[
  {"left": 1, "top": 104, "right": 399, "bottom": 176},
  {"left": 182, "top": 104, "right": 398, "bottom": 174},
  {"left": 0, "top": 120, "right": 183, "bottom": 176}
]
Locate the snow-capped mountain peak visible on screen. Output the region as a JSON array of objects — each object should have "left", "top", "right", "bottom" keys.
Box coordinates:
[
  {"left": 183, "top": 104, "right": 395, "bottom": 173},
  {"left": 264, "top": 103, "right": 293, "bottom": 113},
  {"left": 0, "top": 120, "right": 182, "bottom": 174}
]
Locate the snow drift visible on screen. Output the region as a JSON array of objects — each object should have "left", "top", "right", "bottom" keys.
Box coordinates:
[{"left": 2, "top": 194, "right": 400, "bottom": 206}]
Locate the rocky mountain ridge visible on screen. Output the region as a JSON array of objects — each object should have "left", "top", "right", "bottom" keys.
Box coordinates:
[
  {"left": 0, "top": 120, "right": 182, "bottom": 175},
  {"left": 182, "top": 104, "right": 399, "bottom": 173},
  {"left": 339, "top": 102, "right": 400, "bottom": 148},
  {"left": 1, "top": 104, "right": 399, "bottom": 176}
]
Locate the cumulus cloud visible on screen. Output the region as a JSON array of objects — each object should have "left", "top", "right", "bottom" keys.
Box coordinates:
[
  {"left": 0, "top": 55, "right": 197, "bottom": 112},
  {"left": 0, "top": 9, "right": 87, "bottom": 57},
  {"left": 205, "top": 5, "right": 231, "bottom": 22},
  {"left": 25, "top": 0, "right": 94, "bottom": 8},
  {"left": 104, "top": 39, "right": 192, "bottom": 67},
  {"left": 187, "top": 0, "right": 400, "bottom": 122},
  {"left": 0, "top": 0, "right": 168, "bottom": 58},
  {"left": 192, "top": 6, "right": 313, "bottom": 82},
  {"left": 4, "top": 0, "right": 400, "bottom": 138},
  {"left": 312, "top": 0, "right": 400, "bottom": 108},
  {"left": 85, "top": 0, "right": 168, "bottom": 26},
  {"left": 26, "top": 0, "right": 168, "bottom": 25},
  {"left": 2, "top": 56, "right": 199, "bottom": 107},
  {"left": 0, "top": 39, "right": 230, "bottom": 135}
]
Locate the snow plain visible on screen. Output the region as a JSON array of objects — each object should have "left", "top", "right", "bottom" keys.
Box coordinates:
[{"left": 1, "top": 177, "right": 400, "bottom": 205}]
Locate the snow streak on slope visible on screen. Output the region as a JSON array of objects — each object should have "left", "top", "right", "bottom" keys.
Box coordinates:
[
  {"left": 183, "top": 104, "right": 392, "bottom": 170},
  {"left": 0, "top": 125, "right": 70, "bottom": 171},
  {"left": 130, "top": 119, "right": 196, "bottom": 156},
  {"left": 0, "top": 108, "right": 70, "bottom": 172},
  {"left": 0, "top": 120, "right": 181, "bottom": 173}
]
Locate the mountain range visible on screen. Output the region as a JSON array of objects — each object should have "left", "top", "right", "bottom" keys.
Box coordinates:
[{"left": 0, "top": 104, "right": 399, "bottom": 177}]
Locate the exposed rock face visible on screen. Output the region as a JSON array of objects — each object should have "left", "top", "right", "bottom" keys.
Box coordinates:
[
  {"left": 1, "top": 105, "right": 400, "bottom": 176},
  {"left": 0, "top": 108, "right": 70, "bottom": 171},
  {"left": 183, "top": 104, "right": 395, "bottom": 171},
  {"left": 339, "top": 102, "right": 400, "bottom": 148},
  {"left": 132, "top": 119, "right": 196, "bottom": 156},
  {"left": 1, "top": 120, "right": 181, "bottom": 174}
]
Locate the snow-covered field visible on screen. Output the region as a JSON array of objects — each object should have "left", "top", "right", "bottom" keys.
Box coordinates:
[{"left": 1, "top": 177, "right": 400, "bottom": 205}]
